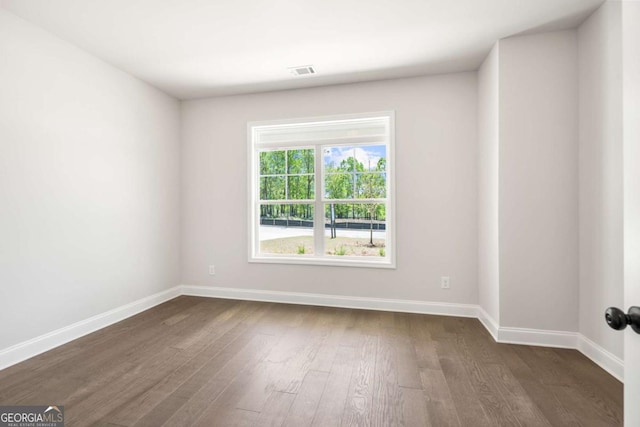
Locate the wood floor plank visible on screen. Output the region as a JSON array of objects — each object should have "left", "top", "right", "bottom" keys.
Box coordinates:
[
  {"left": 394, "top": 334, "right": 422, "bottom": 389},
  {"left": 336, "top": 310, "right": 361, "bottom": 347},
  {"left": 130, "top": 395, "right": 188, "bottom": 427},
  {"left": 167, "top": 299, "right": 247, "bottom": 351},
  {"left": 157, "top": 333, "right": 280, "bottom": 427},
  {"left": 458, "top": 322, "right": 551, "bottom": 427},
  {"left": 354, "top": 310, "right": 382, "bottom": 338},
  {"left": 282, "top": 370, "right": 329, "bottom": 427},
  {"left": 57, "top": 302, "right": 231, "bottom": 417},
  {"left": 127, "top": 304, "right": 273, "bottom": 426},
  {"left": 484, "top": 363, "right": 552, "bottom": 427},
  {"left": 436, "top": 338, "right": 494, "bottom": 426},
  {"left": 0, "top": 297, "right": 623, "bottom": 427},
  {"left": 342, "top": 334, "right": 376, "bottom": 427},
  {"left": 552, "top": 347, "right": 622, "bottom": 402},
  {"left": 105, "top": 318, "right": 254, "bottom": 425},
  {"left": 311, "top": 345, "right": 356, "bottom": 426},
  {"left": 371, "top": 332, "right": 404, "bottom": 426},
  {"left": 517, "top": 345, "right": 622, "bottom": 426},
  {"left": 251, "top": 391, "right": 296, "bottom": 427},
  {"left": 264, "top": 308, "right": 323, "bottom": 394},
  {"left": 400, "top": 386, "right": 430, "bottom": 427},
  {"left": 407, "top": 314, "right": 440, "bottom": 370},
  {"left": 196, "top": 407, "right": 258, "bottom": 427},
  {"left": 234, "top": 309, "right": 319, "bottom": 412},
  {"left": 549, "top": 348, "right": 623, "bottom": 425},
  {"left": 451, "top": 330, "right": 523, "bottom": 426},
  {"left": 420, "top": 367, "right": 461, "bottom": 427},
  {"left": 460, "top": 322, "right": 549, "bottom": 426},
  {"left": 66, "top": 376, "right": 158, "bottom": 426},
  {"left": 232, "top": 360, "right": 278, "bottom": 413},
  {"left": 306, "top": 308, "right": 351, "bottom": 373},
  {"left": 493, "top": 343, "right": 583, "bottom": 426}
]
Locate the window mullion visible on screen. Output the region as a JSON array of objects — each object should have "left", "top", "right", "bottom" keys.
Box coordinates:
[
  {"left": 314, "top": 146, "right": 324, "bottom": 257},
  {"left": 285, "top": 150, "right": 289, "bottom": 200}
]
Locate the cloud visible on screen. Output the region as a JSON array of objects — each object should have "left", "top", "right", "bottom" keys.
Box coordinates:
[{"left": 324, "top": 146, "right": 385, "bottom": 171}]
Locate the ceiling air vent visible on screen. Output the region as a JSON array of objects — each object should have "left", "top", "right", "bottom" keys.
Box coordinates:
[{"left": 289, "top": 65, "right": 316, "bottom": 76}]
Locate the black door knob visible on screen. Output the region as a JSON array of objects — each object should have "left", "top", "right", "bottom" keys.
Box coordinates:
[{"left": 605, "top": 306, "right": 640, "bottom": 334}]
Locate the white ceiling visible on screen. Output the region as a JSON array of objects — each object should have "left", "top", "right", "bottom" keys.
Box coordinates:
[{"left": 1, "top": 0, "right": 603, "bottom": 99}]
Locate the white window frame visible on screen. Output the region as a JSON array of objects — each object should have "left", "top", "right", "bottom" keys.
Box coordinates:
[{"left": 247, "top": 111, "right": 396, "bottom": 268}]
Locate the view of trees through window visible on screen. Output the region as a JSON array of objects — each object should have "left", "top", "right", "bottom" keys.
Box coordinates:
[{"left": 258, "top": 144, "right": 387, "bottom": 258}]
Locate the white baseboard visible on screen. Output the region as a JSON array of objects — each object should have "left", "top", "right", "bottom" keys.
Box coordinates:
[
  {"left": 477, "top": 309, "right": 577, "bottom": 348},
  {"left": 180, "top": 285, "right": 479, "bottom": 317},
  {"left": 477, "top": 308, "right": 499, "bottom": 341},
  {"left": 0, "top": 283, "right": 625, "bottom": 384},
  {"left": 0, "top": 286, "right": 181, "bottom": 371},
  {"left": 577, "top": 334, "right": 624, "bottom": 382},
  {"left": 497, "top": 327, "right": 578, "bottom": 349}
]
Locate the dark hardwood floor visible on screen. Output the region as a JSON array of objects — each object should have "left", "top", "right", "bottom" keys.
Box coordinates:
[{"left": 0, "top": 296, "right": 623, "bottom": 426}]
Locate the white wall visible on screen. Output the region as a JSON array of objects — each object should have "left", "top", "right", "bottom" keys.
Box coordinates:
[
  {"left": 622, "top": 0, "right": 640, "bottom": 421},
  {"left": 498, "top": 30, "right": 579, "bottom": 331},
  {"left": 477, "top": 44, "right": 501, "bottom": 324},
  {"left": 181, "top": 73, "right": 478, "bottom": 304},
  {"left": 577, "top": 1, "right": 624, "bottom": 360},
  {"left": 0, "top": 9, "right": 181, "bottom": 350}
]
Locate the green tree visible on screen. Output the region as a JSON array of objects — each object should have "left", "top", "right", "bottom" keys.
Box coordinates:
[
  {"left": 260, "top": 150, "right": 285, "bottom": 218},
  {"left": 260, "top": 149, "right": 315, "bottom": 221},
  {"left": 359, "top": 170, "right": 386, "bottom": 245},
  {"left": 324, "top": 149, "right": 386, "bottom": 241}
]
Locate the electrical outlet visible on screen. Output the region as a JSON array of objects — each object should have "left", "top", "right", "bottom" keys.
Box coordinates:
[
  {"left": 441, "top": 276, "right": 450, "bottom": 289},
  {"left": 209, "top": 265, "right": 216, "bottom": 276}
]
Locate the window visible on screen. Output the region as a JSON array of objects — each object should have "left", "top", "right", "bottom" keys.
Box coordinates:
[{"left": 248, "top": 112, "right": 395, "bottom": 268}]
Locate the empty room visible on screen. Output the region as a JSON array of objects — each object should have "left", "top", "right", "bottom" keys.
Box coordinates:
[{"left": 1, "top": 0, "right": 639, "bottom": 426}]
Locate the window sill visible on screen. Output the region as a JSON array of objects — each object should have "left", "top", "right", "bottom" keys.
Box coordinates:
[{"left": 249, "top": 255, "right": 396, "bottom": 269}]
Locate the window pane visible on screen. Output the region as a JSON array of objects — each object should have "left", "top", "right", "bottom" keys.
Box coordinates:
[
  {"left": 287, "top": 149, "right": 314, "bottom": 174},
  {"left": 324, "top": 145, "right": 387, "bottom": 172},
  {"left": 287, "top": 175, "right": 314, "bottom": 200},
  {"left": 356, "top": 172, "right": 386, "bottom": 199},
  {"left": 324, "top": 144, "right": 387, "bottom": 200},
  {"left": 324, "top": 203, "right": 387, "bottom": 257},
  {"left": 259, "top": 204, "right": 314, "bottom": 255},
  {"left": 260, "top": 150, "right": 286, "bottom": 175},
  {"left": 324, "top": 173, "right": 353, "bottom": 199},
  {"left": 260, "top": 176, "right": 285, "bottom": 200}
]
